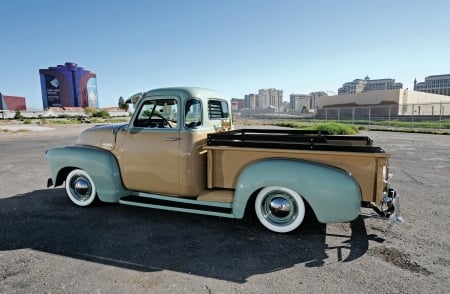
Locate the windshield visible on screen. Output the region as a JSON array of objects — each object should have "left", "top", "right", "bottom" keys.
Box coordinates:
[{"left": 133, "top": 98, "right": 178, "bottom": 128}]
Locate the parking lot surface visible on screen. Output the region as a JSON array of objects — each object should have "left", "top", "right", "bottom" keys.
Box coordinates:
[{"left": 1, "top": 125, "right": 449, "bottom": 293}]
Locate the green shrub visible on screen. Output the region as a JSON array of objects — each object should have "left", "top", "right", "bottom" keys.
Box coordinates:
[
  {"left": 314, "top": 123, "right": 359, "bottom": 135},
  {"left": 23, "top": 119, "right": 32, "bottom": 124},
  {"left": 92, "top": 110, "right": 110, "bottom": 118},
  {"left": 14, "top": 110, "right": 23, "bottom": 120},
  {"left": 277, "top": 121, "right": 359, "bottom": 135}
]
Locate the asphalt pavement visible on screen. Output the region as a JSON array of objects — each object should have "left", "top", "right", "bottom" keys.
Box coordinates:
[{"left": 0, "top": 127, "right": 449, "bottom": 293}]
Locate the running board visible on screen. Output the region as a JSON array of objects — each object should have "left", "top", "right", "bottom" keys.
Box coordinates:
[{"left": 119, "top": 192, "right": 235, "bottom": 218}]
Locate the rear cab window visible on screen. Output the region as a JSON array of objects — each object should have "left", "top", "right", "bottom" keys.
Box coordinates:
[{"left": 208, "top": 99, "right": 229, "bottom": 120}]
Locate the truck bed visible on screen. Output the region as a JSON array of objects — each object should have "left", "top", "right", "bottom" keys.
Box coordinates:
[
  {"left": 207, "top": 129, "right": 385, "bottom": 153},
  {"left": 205, "top": 129, "right": 390, "bottom": 203}
]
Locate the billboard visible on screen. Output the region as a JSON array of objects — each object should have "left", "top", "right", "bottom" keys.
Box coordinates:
[
  {"left": 86, "top": 77, "right": 99, "bottom": 108},
  {"left": 44, "top": 75, "right": 62, "bottom": 107}
]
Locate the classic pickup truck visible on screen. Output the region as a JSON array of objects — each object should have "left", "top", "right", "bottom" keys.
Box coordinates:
[{"left": 46, "top": 87, "right": 403, "bottom": 233}]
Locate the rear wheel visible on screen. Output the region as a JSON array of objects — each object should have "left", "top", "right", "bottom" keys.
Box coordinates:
[
  {"left": 65, "top": 169, "right": 97, "bottom": 206},
  {"left": 255, "top": 186, "right": 305, "bottom": 233}
]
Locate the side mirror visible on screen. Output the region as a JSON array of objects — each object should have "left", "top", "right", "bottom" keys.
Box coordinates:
[{"left": 125, "top": 92, "right": 143, "bottom": 106}]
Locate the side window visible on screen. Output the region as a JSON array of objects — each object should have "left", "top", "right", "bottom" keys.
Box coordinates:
[
  {"left": 185, "top": 98, "right": 202, "bottom": 128},
  {"left": 133, "top": 98, "right": 178, "bottom": 128},
  {"left": 208, "top": 99, "right": 229, "bottom": 119}
]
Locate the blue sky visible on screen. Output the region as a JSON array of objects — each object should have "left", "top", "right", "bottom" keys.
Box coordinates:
[{"left": 1, "top": 0, "right": 449, "bottom": 109}]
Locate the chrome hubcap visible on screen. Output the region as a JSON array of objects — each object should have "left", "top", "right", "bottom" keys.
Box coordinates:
[
  {"left": 269, "top": 197, "right": 292, "bottom": 217},
  {"left": 74, "top": 179, "right": 89, "bottom": 195},
  {"left": 70, "top": 176, "right": 92, "bottom": 202},
  {"left": 262, "top": 192, "right": 297, "bottom": 226}
]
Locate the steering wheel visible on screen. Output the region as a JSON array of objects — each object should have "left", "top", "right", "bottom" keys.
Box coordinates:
[{"left": 150, "top": 113, "right": 172, "bottom": 128}]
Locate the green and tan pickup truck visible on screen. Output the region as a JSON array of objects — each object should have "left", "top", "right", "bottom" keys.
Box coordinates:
[{"left": 46, "top": 87, "right": 403, "bottom": 233}]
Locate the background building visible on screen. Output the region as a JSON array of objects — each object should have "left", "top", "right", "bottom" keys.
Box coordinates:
[
  {"left": 39, "top": 62, "right": 99, "bottom": 109},
  {"left": 258, "top": 88, "right": 283, "bottom": 109},
  {"left": 290, "top": 94, "right": 310, "bottom": 112},
  {"left": 0, "top": 92, "right": 26, "bottom": 111},
  {"left": 244, "top": 94, "right": 258, "bottom": 109},
  {"left": 230, "top": 98, "right": 244, "bottom": 110},
  {"left": 317, "top": 89, "right": 450, "bottom": 117},
  {"left": 338, "top": 76, "right": 403, "bottom": 95},
  {"left": 244, "top": 89, "right": 283, "bottom": 110},
  {"left": 414, "top": 74, "right": 450, "bottom": 96}
]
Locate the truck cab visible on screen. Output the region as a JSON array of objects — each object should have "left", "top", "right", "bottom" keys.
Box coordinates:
[{"left": 73, "top": 87, "right": 231, "bottom": 198}]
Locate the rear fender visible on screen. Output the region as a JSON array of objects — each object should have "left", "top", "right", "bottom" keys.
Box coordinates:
[
  {"left": 46, "top": 146, "right": 129, "bottom": 202},
  {"left": 232, "top": 158, "right": 361, "bottom": 223}
]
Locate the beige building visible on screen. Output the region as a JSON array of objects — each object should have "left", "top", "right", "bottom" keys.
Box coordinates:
[
  {"left": 317, "top": 89, "right": 450, "bottom": 116},
  {"left": 338, "top": 76, "right": 403, "bottom": 95},
  {"left": 258, "top": 88, "right": 283, "bottom": 109},
  {"left": 244, "top": 89, "right": 283, "bottom": 110},
  {"left": 290, "top": 94, "right": 310, "bottom": 111},
  {"left": 414, "top": 74, "right": 450, "bottom": 96}
]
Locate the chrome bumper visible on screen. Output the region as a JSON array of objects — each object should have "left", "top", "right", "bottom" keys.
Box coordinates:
[
  {"left": 366, "top": 188, "right": 404, "bottom": 225},
  {"left": 387, "top": 188, "right": 404, "bottom": 225}
]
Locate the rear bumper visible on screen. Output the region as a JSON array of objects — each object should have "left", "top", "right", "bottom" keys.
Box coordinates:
[
  {"left": 388, "top": 188, "right": 404, "bottom": 225},
  {"left": 364, "top": 188, "right": 404, "bottom": 224}
]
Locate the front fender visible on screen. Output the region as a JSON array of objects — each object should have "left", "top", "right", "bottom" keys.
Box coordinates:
[
  {"left": 232, "top": 158, "right": 361, "bottom": 223},
  {"left": 46, "top": 146, "right": 129, "bottom": 203}
]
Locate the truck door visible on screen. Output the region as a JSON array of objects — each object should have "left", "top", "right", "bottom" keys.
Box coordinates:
[{"left": 120, "top": 96, "right": 181, "bottom": 195}]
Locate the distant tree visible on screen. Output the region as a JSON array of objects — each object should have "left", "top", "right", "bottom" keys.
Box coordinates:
[
  {"left": 14, "top": 110, "right": 23, "bottom": 120},
  {"left": 118, "top": 96, "right": 129, "bottom": 112},
  {"left": 142, "top": 110, "right": 152, "bottom": 118},
  {"left": 121, "top": 103, "right": 129, "bottom": 112}
]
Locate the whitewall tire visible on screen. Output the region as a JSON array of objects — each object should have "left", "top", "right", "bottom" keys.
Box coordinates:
[
  {"left": 255, "top": 186, "right": 305, "bottom": 233},
  {"left": 65, "top": 169, "right": 97, "bottom": 207}
]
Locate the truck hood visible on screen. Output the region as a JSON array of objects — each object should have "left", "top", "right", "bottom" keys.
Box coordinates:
[{"left": 76, "top": 123, "right": 128, "bottom": 151}]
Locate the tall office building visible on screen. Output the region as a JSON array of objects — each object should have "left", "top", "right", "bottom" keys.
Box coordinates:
[
  {"left": 39, "top": 62, "right": 99, "bottom": 109},
  {"left": 244, "top": 89, "right": 283, "bottom": 110},
  {"left": 258, "top": 88, "right": 283, "bottom": 109},
  {"left": 414, "top": 74, "right": 450, "bottom": 96},
  {"left": 338, "top": 76, "right": 402, "bottom": 95},
  {"left": 244, "top": 94, "right": 258, "bottom": 109}
]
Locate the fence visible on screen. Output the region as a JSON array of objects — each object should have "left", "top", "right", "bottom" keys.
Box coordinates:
[
  {"left": 238, "top": 103, "right": 450, "bottom": 131},
  {"left": 314, "top": 103, "right": 450, "bottom": 130}
]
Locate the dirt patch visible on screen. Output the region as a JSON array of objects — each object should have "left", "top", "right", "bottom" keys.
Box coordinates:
[
  {"left": 0, "top": 123, "right": 91, "bottom": 139},
  {"left": 369, "top": 246, "right": 431, "bottom": 275}
]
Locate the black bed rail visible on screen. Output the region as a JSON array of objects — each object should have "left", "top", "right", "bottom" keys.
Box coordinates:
[{"left": 207, "top": 129, "right": 384, "bottom": 153}]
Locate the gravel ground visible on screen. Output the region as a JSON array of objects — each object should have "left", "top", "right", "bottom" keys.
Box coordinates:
[{"left": 0, "top": 122, "right": 449, "bottom": 293}]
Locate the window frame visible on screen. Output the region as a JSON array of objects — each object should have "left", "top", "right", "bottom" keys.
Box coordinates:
[
  {"left": 207, "top": 98, "right": 230, "bottom": 120},
  {"left": 184, "top": 98, "right": 203, "bottom": 129},
  {"left": 132, "top": 97, "right": 179, "bottom": 129}
]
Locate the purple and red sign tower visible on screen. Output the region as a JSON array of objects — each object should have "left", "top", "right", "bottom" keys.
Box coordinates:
[{"left": 39, "top": 62, "right": 98, "bottom": 109}]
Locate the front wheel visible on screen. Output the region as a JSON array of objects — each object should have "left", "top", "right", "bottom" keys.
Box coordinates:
[
  {"left": 65, "top": 169, "right": 97, "bottom": 206},
  {"left": 255, "top": 186, "right": 305, "bottom": 233}
]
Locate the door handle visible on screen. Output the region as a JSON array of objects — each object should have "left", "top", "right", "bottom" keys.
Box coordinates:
[{"left": 164, "top": 137, "right": 181, "bottom": 141}]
